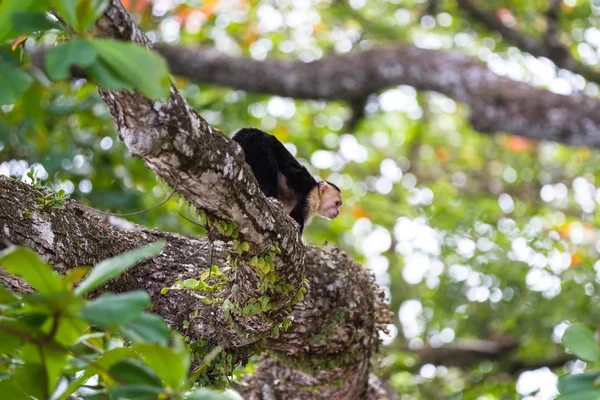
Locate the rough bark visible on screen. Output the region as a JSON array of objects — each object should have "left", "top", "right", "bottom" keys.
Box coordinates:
[
  {"left": 93, "top": 0, "right": 310, "bottom": 348},
  {"left": 0, "top": 176, "right": 392, "bottom": 398},
  {"left": 155, "top": 44, "right": 600, "bottom": 147}
]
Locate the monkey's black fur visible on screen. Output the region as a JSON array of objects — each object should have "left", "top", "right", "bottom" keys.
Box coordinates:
[{"left": 233, "top": 128, "right": 338, "bottom": 232}]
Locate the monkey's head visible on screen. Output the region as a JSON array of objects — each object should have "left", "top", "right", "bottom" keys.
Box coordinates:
[{"left": 317, "top": 181, "right": 343, "bottom": 219}]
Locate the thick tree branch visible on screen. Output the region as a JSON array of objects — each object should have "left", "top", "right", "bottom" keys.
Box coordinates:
[
  {"left": 545, "top": 0, "right": 562, "bottom": 42},
  {"left": 155, "top": 44, "right": 600, "bottom": 147},
  {"left": 456, "top": 0, "right": 600, "bottom": 83},
  {"left": 95, "top": 0, "right": 301, "bottom": 259},
  {"left": 30, "top": 31, "right": 600, "bottom": 147},
  {"left": 0, "top": 176, "right": 392, "bottom": 398},
  {"left": 91, "top": 0, "right": 312, "bottom": 346},
  {"left": 403, "top": 336, "right": 571, "bottom": 376}
]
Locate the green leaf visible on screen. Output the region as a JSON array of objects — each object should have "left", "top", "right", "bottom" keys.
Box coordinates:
[
  {"left": 13, "top": 364, "right": 46, "bottom": 400},
  {"left": 42, "top": 347, "right": 69, "bottom": 395},
  {"left": 45, "top": 38, "right": 97, "bottom": 81},
  {"left": 0, "top": 330, "right": 22, "bottom": 354},
  {"left": 91, "top": 39, "right": 171, "bottom": 100},
  {"left": 558, "top": 391, "right": 600, "bottom": 400},
  {"left": 183, "top": 279, "right": 199, "bottom": 288},
  {"left": 60, "top": 347, "right": 136, "bottom": 399},
  {"left": 75, "top": 0, "right": 109, "bottom": 33},
  {"left": 186, "top": 388, "right": 234, "bottom": 400},
  {"left": 12, "top": 11, "right": 62, "bottom": 34},
  {"left": 559, "top": 371, "right": 600, "bottom": 395},
  {"left": 17, "top": 344, "right": 67, "bottom": 394},
  {"left": 88, "top": 59, "right": 133, "bottom": 90},
  {"left": 52, "top": 315, "right": 89, "bottom": 346},
  {"left": 133, "top": 339, "right": 190, "bottom": 389},
  {"left": 0, "top": 0, "right": 41, "bottom": 42},
  {"left": 81, "top": 290, "right": 150, "bottom": 326},
  {"left": 48, "top": 0, "right": 77, "bottom": 32},
  {"left": 48, "top": 0, "right": 108, "bottom": 33},
  {"left": 108, "top": 359, "right": 163, "bottom": 387},
  {"left": 74, "top": 241, "right": 165, "bottom": 296},
  {"left": 0, "top": 63, "right": 32, "bottom": 106},
  {"left": 0, "top": 284, "right": 20, "bottom": 308},
  {"left": 63, "top": 266, "right": 90, "bottom": 287},
  {"left": 563, "top": 324, "right": 600, "bottom": 363},
  {"left": 0, "top": 381, "right": 29, "bottom": 400},
  {"left": 0, "top": 246, "right": 64, "bottom": 295},
  {"left": 108, "top": 384, "right": 166, "bottom": 400},
  {"left": 120, "top": 313, "right": 170, "bottom": 345}
]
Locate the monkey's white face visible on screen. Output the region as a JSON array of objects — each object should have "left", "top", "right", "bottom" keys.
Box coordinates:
[{"left": 318, "top": 184, "right": 343, "bottom": 219}]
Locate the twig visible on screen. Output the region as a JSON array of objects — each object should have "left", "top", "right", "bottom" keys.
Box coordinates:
[
  {"left": 37, "top": 345, "right": 50, "bottom": 400},
  {"left": 345, "top": 97, "right": 368, "bottom": 132},
  {"left": 421, "top": 0, "right": 438, "bottom": 18},
  {"left": 49, "top": 11, "right": 77, "bottom": 36},
  {"left": 81, "top": 340, "right": 105, "bottom": 354},
  {"left": 79, "top": 183, "right": 178, "bottom": 217},
  {"left": 183, "top": 242, "right": 210, "bottom": 261},
  {"left": 545, "top": 0, "right": 562, "bottom": 46}
]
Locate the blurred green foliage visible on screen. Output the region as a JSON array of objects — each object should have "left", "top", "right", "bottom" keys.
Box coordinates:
[
  {"left": 3, "top": 0, "right": 600, "bottom": 398},
  {"left": 0, "top": 243, "right": 234, "bottom": 399}
]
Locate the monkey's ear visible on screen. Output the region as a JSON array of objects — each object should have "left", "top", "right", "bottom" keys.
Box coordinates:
[{"left": 318, "top": 181, "right": 330, "bottom": 193}]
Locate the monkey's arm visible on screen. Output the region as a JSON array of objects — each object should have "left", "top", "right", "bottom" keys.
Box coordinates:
[{"left": 290, "top": 200, "right": 307, "bottom": 233}]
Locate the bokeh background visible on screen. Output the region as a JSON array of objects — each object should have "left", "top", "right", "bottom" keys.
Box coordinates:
[{"left": 3, "top": 0, "right": 600, "bottom": 398}]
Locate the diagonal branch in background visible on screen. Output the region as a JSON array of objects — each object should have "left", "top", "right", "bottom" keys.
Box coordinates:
[
  {"left": 0, "top": 176, "right": 392, "bottom": 399},
  {"left": 155, "top": 44, "right": 600, "bottom": 148},
  {"left": 403, "top": 336, "right": 572, "bottom": 376},
  {"left": 456, "top": 0, "right": 600, "bottom": 83},
  {"left": 545, "top": 0, "right": 563, "bottom": 44},
  {"left": 29, "top": 33, "right": 600, "bottom": 147}
]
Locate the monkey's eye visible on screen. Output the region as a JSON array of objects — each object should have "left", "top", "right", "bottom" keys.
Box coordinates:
[{"left": 335, "top": 201, "right": 341, "bottom": 207}]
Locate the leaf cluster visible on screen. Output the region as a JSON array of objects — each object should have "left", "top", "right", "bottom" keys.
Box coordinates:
[{"left": 0, "top": 242, "right": 233, "bottom": 399}]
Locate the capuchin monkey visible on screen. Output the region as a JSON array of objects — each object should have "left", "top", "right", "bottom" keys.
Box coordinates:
[{"left": 233, "top": 128, "right": 342, "bottom": 233}]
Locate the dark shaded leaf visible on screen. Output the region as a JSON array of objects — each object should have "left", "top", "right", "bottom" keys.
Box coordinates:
[
  {"left": 61, "top": 347, "right": 136, "bottom": 399},
  {"left": 0, "top": 330, "right": 22, "bottom": 354},
  {"left": 109, "top": 359, "right": 163, "bottom": 387},
  {"left": 108, "top": 384, "right": 166, "bottom": 400},
  {"left": 13, "top": 364, "right": 46, "bottom": 400},
  {"left": 12, "top": 11, "right": 61, "bottom": 34},
  {"left": 91, "top": 39, "right": 171, "bottom": 99},
  {"left": 45, "top": 38, "right": 97, "bottom": 81},
  {"left": 0, "top": 64, "right": 32, "bottom": 105},
  {"left": 563, "top": 324, "right": 600, "bottom": 364},
  {"left": 88, "top": 59, "right": 133, "bottom": 90},
  {"left": 559, "top": 371, "right": 600, "bottom": 395},
  {"left": 0, "top": 380, "right": 29, "bottom": 400},
  {"left": 0, "top": 0, "right": 40, "bottom": 42},
  {"left": 120, "top": 313, "right": 170, "bottom": 345},
  {"left": 133, "top": 337, "right": 190, "bottom": 389},
  {"left": 49, "top": 0, "right": 108, "bottom": 33},
  {"left": 558, "top": 391, "right": 600, "bottom": 400},
  {"left": 82, "top": 290, "right": 150, "bottom": 326}
]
